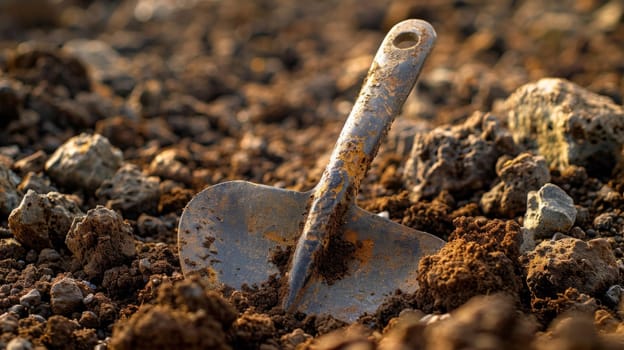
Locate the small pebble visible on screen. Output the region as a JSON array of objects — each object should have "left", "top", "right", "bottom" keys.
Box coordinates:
[
  {"left": 605, "top": 285, "right": 624, "bottom": 305},
  {"left": 6, "top": 337, "right": 33, "bottom": 350},
  {"left": 19, "top": 288, "right": 41, "bottom": 307},
  {"left": 50, "top": 277, "right": 84, "bottom": 315},
  {"left": 138, "top": 258, "right": 151, "bottom": 274},
  {"left": 524, "top": 183, "right": 576, "bottom": 239},
  {"left": 83, "top": 293, "right": 95, "bottom": 305},
  {"left": 38, "top": 248, "right": 61, "bottom": 263}
]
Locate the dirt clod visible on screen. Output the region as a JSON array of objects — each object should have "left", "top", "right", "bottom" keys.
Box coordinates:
[
  {"left": 416, "top": 217, "right": 523, "bottom": 313},
  {"left": 65, "top": 206, "right": 135, "bottom": 280}
]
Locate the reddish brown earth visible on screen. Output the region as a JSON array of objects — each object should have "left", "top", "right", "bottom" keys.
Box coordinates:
[{"left": 2, "top": 0, "right": 624, "bottom": 349}]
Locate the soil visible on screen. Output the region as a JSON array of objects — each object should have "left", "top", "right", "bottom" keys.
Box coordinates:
[{"left": 2, "top": 0, "right": 624, "bottom": 349}]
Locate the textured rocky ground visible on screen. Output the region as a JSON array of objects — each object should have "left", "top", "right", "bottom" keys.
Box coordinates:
[{"left": 2, "top": 0, "right": 624, "bottom": 349}]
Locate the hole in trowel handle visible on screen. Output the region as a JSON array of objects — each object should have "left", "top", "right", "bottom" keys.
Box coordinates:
[{"left": 393, "top": 31, "right": 420, "bottom": 49}]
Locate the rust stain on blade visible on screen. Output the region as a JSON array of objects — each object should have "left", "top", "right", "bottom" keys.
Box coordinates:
[{"left": 344, "top": 229, "right": 374, "bottom": 268}]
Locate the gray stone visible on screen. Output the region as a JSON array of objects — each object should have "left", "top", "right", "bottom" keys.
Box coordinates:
[
  {"left": 403, "top": 112, "right": 517, "bottom": 201},
  {"left": 96, "top": 164, "right": 160, "bottom": 219},
  {"left": 45, "top": 133, "right": 123, "bottom": 191},
  {"left": 6, "top": 337, "right": 32, "bottom": 350},
  {"left": 0, "top": 163, "right": 21, "bottom": 216},
  {"left": 8, "top": 190, "right": 83, "bottom": 251},
  {"left": 19, "top": 289, "right": 41, "bottom": 307},
  {"left": 502, "top": 78, "right": 624, "bottom": 176},
  {"left": 481, "top": 152, "right": 551, "bottom": 218},
  {"left": 65, "top": 206, "right": 136, "bottom": 279},
  {"left": 50, "top": 277, "right": 83, "bottom": 315},
  {"left": 524, "top": 183, "right": 576, "bottom": 239}
]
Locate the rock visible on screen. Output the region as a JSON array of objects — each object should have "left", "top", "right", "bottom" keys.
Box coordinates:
[
  {"left": 19, "top": 288, "right": 41, "bottom": 308},
  {"left": 6, "top": 337, "right": 33, "bottom": 350},
  {"left": 605, "top": 285, "right": 624, "bottom": 306},
  {"left": 425, "top": 295, "right": 535, "bottom": 350},
  {"left": 502, "top": 78, "right": 624, "bottom": 177},
  {"left": 65, "top": 206, "right": 136, "bottom": 279},
  {"left": 0, "top": 162, "right": 21, "bottom": 216},
  {"left": 16, "top": 172, "right": 56, "bottom": 194},
  {"left": 525, "top": 238, "right": 619, "bottom": 300},
  {"left": 524, "top": 183, "right": 576, "bottom": 239},
  {"left": 12, "top": 150, "right": 47, "bottom": 175},
  {"left": 9, "top": 190, "right": 83, "bottom": 251},
  {"left": 481, "top": 152, "right": 551, "bottom": 218},
  {"left": 96, "top": 164, "right": 160, "bottom": 219},
  {"left": 63, "top": 39, "right": 135, "bottom": 96},
  {"left": 148, "top": 149, "right": 192, "bottom": 184},
  {"left": 0, "top": 78, "right": 22, "bottom": 127},
  {"left": 0, "top": 238, "right": 26, "bottom": 260},
  {"left": 50, "top": 277, "right": 84, "bottom": 315},
  {"left": 38, "top": 248, "right": 61, "bottom": 264},
  {"left": 403, "top": 112, "right": 517, "bottom": 201},
  {"left": 45, "top": 133, "right": 123, "bottom": 191}
]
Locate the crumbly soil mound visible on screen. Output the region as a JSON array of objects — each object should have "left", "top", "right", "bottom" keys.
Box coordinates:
[
  {"left": 109, "top": 276, "right": 236, "bottom": 350},
  {"left": 415, "top": 217, "right": 523, "bottom": 312}
]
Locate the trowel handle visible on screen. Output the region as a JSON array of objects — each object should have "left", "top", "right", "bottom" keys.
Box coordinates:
[
  {"left": 324, "top": 19, "right": 436, "bottom": 199},
  {"left": 283, "top": 20, "right": 436, "bottom": 310}
]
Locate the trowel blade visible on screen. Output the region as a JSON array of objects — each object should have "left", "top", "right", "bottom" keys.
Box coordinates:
[{"left": 178, "top": 180, "right": 445, "bottom": 322}]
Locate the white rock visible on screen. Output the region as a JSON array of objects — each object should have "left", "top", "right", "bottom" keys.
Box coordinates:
[{"left": 524, "top": 183, "right": 576, "bottom": 239}]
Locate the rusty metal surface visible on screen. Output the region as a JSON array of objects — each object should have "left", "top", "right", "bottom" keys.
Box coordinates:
[
  {"left": 178, "top": 181, "right": 310, "bottom": 288},
  {"left": 283, "top": 19, "right": 438, "bottom": 309},
  {"left": 178, "top": 19, "right": 444, "bottom": 322}
]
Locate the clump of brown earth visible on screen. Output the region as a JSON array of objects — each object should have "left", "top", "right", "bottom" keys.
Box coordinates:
[{"left": 415, "top": 216, "right": 523, "bottom": 313}]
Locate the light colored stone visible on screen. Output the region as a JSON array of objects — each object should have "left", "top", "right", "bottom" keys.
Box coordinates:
[
  {"left": 8, "top": 190, "right": 83, "bottom": 251},
  {"left": 502, "top": 78, "right": 624, "bottom": 175},
  {"left": 63, "top": 39, "right": 135, "bottom": 96},
  {"left": 45, "top": 133, "right": 123, "bottom": 191},
  {"left": 50, "top": 277, "right": 84, "bottom": 315},
  {"left": 524, "top": 183, "right": 576, "bottom": 239}
]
